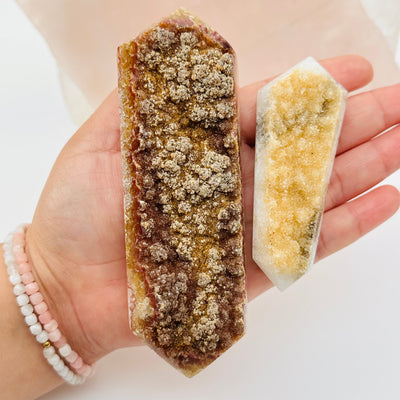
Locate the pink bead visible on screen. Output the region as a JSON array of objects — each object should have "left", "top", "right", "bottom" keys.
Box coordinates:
[
  {"left": 76, "top": 365, "right": 92, "bottom": 377},
  {"left": 70, "top": 356, "right": 83, "bottom": 370},
  {"left": 13, "top": 232, "right": 24, "bottom": 246},
  {"left": 21, "top": 272, "right": 34, "bottom": 284},
  {"left": 48, "top": 328, "right": 61, "bottom": 342},
  {"left": 15, "top": 251, "right": 28, "bottom": 264},
  {"left": 83, "top": 366, "right": 93, "bottom": 377},
  {"left": 29, "top": 292, "right": 44, "bottom": 305},
  {"left": 44, "top": 319, "right": 58, "bottom": 332},
  {"left": 39, "top": 311, "right": 52, "bottom": 325},
  {"left": 34, "top": 301, "right": 48, "bottom": 315},
  {"left": 54, "top": 337, "right": 67, "bottom": 348},
  {"left": 12, "top": 244, "right": 23, "bottom": 253},
  {"left": 25, "top": 282, "right": 39, "bottom": 295},
  {"left": 75, "top": 365, "right": 85, "bottom": 374},
  {"left": 17, "top": 262, "right": 31, "bottom": 275},
  {"left": 65, "top": 351, "right": 78, "bottom": 363}
]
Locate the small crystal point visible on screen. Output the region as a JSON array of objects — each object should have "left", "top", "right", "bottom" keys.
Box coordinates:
[{"left": 253, "top": 57, "right": 347, "bottom": 290}]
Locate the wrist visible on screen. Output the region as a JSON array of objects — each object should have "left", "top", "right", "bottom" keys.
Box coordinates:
[
  {"left": 25, "top": 226, "right": 100, "bottom": 365},
  {"left": 4, "top": 226, "right": 93, "bottom": 385},
  {"left": 25, "top": 221, "right": 141, "bottom": 365},
  {"left": 0, "top": 243, "right": 63, "bottom": 399}
]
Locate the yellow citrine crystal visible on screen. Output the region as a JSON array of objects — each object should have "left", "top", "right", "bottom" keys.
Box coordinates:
[{"left": 253, "top": 57, "right": 347, "bottom": 290}]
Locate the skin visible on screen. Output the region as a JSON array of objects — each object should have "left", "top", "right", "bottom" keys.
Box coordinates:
[{"left": 0, "top": 55, "right": 399, "bottom": 400}]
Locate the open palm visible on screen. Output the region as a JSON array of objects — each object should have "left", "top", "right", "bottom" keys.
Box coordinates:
[{"left": 26, "top": 55, "right": 400, "bottom": 364}]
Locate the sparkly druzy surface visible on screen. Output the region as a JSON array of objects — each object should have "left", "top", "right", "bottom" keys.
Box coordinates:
[
  {"left": 253, "top": 58, "right": 347, "bottom": 290},
  {"left": 118, "top": 9, "right": 245, "bottom": 376}
]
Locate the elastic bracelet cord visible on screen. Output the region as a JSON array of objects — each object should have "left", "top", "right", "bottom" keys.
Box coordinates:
[{"left": 3, "top": 224, "right": 93, "bottom": 385}]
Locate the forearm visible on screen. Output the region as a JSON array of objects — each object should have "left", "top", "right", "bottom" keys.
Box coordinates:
[{"left": 0, "top": 244, "right": 62, "bottom": 400}]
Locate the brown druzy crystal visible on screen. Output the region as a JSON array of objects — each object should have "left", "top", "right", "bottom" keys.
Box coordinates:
[{"left": 118, "top": 8, "right": 246, "bottom": 377}]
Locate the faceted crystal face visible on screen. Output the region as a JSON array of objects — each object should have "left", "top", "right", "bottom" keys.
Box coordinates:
[
  {"left": 253, "top": 57, "right": 347, "bottom": 291},
  {"left": 118, "top": 9, "right": 246, "bottom": 377}
]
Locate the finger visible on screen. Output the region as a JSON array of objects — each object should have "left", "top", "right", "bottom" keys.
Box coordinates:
[
  {"left": 240, "top": 55, "right": 373, "bottom": 146},
  {"left": 71, "top": 89, "right": 120, "bottom": 153},
  {"left": 326, "top": 124, "right": 400, "bottom": 211},
  {"left": 246, "top": 252, "right": 274, "bottom": 301},
  {"left": 337, "top": 83, "right": 400, "bottom": 155},
  {"left": 246, "top": 185, "right": 400, "bottom": 300},
  {"left": 316, "top": 185, "right": 400, "bottom": 261},
  {"left": 241, "top": 144, "right": 255, "bottom": 223}
]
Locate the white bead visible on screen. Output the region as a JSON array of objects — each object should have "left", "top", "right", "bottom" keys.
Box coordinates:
[
  {"left": 20, "top": 304, "right": 33, "bottom": 316},
  {"left": 16, "top": 294, "right": 29, "bottom": 306},
  {"left": 4, "top": 258, "right": 13, "bottom": 267},
  {"left": 71, "top": 376, "right": 79, "bottom": 385},
  {"left": 66, "top": 370, "right": 74, "bottom": 382},
  {"left": 15, "top": 225, "right": 25, "bottom": 233},
  {"left": 59, "top": 344, "right": 72, "bottom": 357},
  {"left": 5, "top": 259, "right": 14, "bottom": 269},
  {"left": 82, "top": 365, "right": 93, "bottom": 377},
  {"left": 4, "top": 254, "right": 16, "bottom": 268},
  {"left": 54, "top": 359, "right": 65, "bottom": 371},
  {"left": 7, "top": 266, "right": 16, "bottom": 275},
  {"left": 13, "top": 283, "right": 25, "bottom": 296},
  {"left": 48, "top": 354, "right": 61, "bottom": 366},
  {"left": 4, "top": 253, "right": 15, "bottom": 265},
  {"left": 65, "top": 376, "right": 74, "bottom": 385},
  {"left": 4, "top": 245, "right": 11, "bottom": 255},
  {"left": 43, "top": 346, "right": 55, "bottom": 358},
  {"left": 25, "top": 313, "right": 37, "bottom": 326},
  {"left": 12, "top": 244, "right": 23, "bottom": 252},
  {"left": 9, "top": 273, "right": 21, "bottom": 285},
  {"left": 58, "top": 366, "right": 69, "bottom": 378},
  {"left": 36, "top": 331, "right": 49, "bottom": 344},
  {"left": 29, "top": 322, "right": 42, "bottom": 335}
]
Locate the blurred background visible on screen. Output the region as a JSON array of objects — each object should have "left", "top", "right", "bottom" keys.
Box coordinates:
[{"left": 1, "top": 1, "right": 399, "bottom": 399}]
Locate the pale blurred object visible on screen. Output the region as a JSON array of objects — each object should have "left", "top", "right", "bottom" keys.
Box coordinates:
[
  {"left": 16, "top": 0, "right": 400, "bottom": 126},
  {"left": 58, "top": 68, "right": 93, "bottom": 126},
  {"left": 360, "top": 0, "right": 400, "bottom": 67}
]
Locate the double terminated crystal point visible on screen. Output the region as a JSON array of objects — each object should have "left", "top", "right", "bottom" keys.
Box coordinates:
[
  {"left": 253, "top": 57, "right": 347, "bottom": 291},
  {"left": 118, "top": 9, "right": 245, "bottom": 377}
]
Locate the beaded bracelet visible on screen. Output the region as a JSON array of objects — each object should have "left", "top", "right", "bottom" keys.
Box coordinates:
[{"left": 3, "top": 225, "right": 93, "bottom": 385}]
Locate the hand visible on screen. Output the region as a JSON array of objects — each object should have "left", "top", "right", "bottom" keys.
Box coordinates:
[
  {"left": 26, "top": 55, "right": 400, "bottom": 365},
  {"left": 241, "top": 55, "right": 400, "bottom": 298}
]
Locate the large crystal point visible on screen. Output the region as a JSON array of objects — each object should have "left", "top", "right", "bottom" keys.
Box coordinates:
[
  {"left": 118, "top": 8, "right": 246, "bottom": 377},
  {"left": 253, "top": 57, "right": 347, "bottom": 291}
]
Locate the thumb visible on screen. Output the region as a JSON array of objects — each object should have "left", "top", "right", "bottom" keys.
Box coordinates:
[{"left": 68, "top": 89, "right": 121, "bottom": 154}]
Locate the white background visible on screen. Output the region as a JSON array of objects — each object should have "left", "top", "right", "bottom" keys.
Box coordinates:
[{"left": 1, "top": 1, "right": 400, "bottom": 399}]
